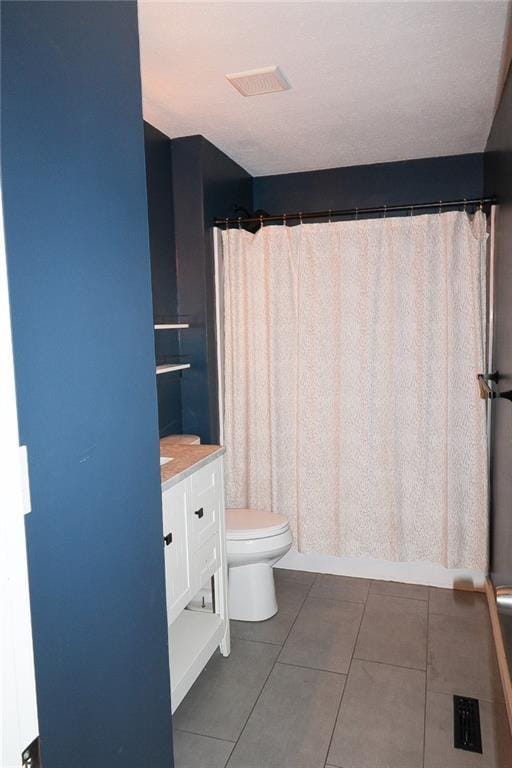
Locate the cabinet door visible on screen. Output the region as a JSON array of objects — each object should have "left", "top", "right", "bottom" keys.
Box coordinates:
[
  {"left": 188, "top": 459, "right": 221, "bottom": 550},
  {"left": 162, "top": 482, "right": 195, "bottom": 625}
]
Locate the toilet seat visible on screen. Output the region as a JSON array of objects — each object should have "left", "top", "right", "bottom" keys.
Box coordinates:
[{"left": 226, "top": 508, "right": 289, "bottom": 540}]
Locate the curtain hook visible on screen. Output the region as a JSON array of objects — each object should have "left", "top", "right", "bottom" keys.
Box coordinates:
[
  {"left": 283, "top": 213, "right": 287, "bottom": 227},
  {"left": 383, "top": 204, "right": 387, "bottom": 219},
  {"left": 479, "top": 200, "right": 483, "bottom": 212},
  {"left": 238, "top": 216, "right": 242, "bottom": 230},
  {"left": 463, "top": 198, "right": 467, "bottom": 212},
  {"left": 328, "top": 209, "right": 332, "bottom": 224},
  {"left": 355, "top": 207, "right": 359, "bottom": 221},
  {"left": 259, "top": 214, "right": 263, "bottom": 230},
  {"left": 438, "top": 200, "right": 442, "bottom": 214},
  {"left": 409, "top": 205, "right": 413, "bottom": 217},
  {"left": 299, "top": 211, "right": 303, "bottom": 225},
  {"left": 225, "top": 217, "right": 229, "bottom": 230}
]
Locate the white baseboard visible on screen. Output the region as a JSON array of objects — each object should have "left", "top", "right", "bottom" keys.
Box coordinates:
[{"left": 275, "top": 550, "right": 486, "bottom": 590}]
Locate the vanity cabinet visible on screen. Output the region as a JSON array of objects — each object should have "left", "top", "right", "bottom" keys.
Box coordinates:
[{"left": 161, "top": 453, "right": 229, "bottom": 712}]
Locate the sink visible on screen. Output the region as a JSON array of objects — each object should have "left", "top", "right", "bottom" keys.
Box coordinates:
[{"left": 160, "top": 456, "right": 173, "bottom": 466}]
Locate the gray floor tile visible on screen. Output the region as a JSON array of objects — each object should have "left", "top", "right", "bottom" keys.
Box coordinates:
[
  {"left": 230, "top": 578, "right": 308, "bottom": 645},
  {"left": 327, "top": 659, "right": 425, "bottom": 768},
  {"left": 427, "top": 612, "right": 504, "bottom": 702},
  {"left": 309, "top": 573, "right": 370, "bottom": 603},
  {"left": 354, "top": 593, "right": 427, "bottom": 670},
  {"left": 173, "top": 638, "right": 280, "bottom": 742},
  {"left": 227, "top": 662, "right": 345, "bottom": 768},
  {"left": 279, "top": 596, "right": 364, "bottom": 674},
  {"left": 273, "top": 567, "right": 318, "bottom": 587},
  {"left": 429, "top": 587, "right": 489, "bottom": 621},
  {"left": 424, "top": 691, "right": 512, "bottom": 768},
  {"left": 370, "top": 579, "right": 429, "bottom": 601},
  {"left": 173, "top": 730, "right": 234, "bottom": 768}
]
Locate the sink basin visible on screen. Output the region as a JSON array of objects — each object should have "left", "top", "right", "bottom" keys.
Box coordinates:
[{"left": 160, "top": 456, "right": 173, "bottom": 466}]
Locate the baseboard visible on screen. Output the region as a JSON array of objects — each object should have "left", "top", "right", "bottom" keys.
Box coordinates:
[
  {"left": 485, "top": 579, "right": 512, "bottom": 733},
  {"left": 275, "top": 550, "right": 486, "bottom": 590}
]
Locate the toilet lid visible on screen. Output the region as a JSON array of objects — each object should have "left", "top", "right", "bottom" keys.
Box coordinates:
[{"left": 226, "top": 508, "right": 290, "bottom": 540}]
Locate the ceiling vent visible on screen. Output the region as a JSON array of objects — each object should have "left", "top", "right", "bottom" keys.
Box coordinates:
[{"left": 226, "top": 66, "right": 290, "bottom": 97}]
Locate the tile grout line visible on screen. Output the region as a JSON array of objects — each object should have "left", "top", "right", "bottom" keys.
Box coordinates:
[
  {"left": 173, "top": 726, "right": 236, "bottom": 745},
  {"left": 225, "top": 573, "right": 319, "bottom": 765},
  {"left": 349, "top": 655, "right": 427, "bottom": 674},
  {"left": 322, "top": 582, "right": 371, "bottom": 768}
]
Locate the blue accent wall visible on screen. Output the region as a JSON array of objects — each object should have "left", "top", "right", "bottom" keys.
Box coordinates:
[
  {"left": 170, "top": 135, "right": 253, "bottom": 442},
  {"left": 1, "top": 3, "right": 173, "bottom": 767},
  {"left": 254, "top": 153, "right": 484, "bottom": 215},
  {"left": 144, "top": 122, "right": 183, "bottom": 437}
]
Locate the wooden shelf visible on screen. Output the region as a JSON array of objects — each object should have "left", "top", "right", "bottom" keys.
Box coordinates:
[
  {"left": 154, "top": 323, "right": 190, "bottom": 330},
  {"left": 156, "top": 363, "right": 191, "bottom": 375},
  {"left": 169, "top": 609, "right": 224, "bottom": 713}
]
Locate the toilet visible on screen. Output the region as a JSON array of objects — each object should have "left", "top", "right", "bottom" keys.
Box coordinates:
[{"left": 226, "top": 508, "right": 293, "bottom": 622}]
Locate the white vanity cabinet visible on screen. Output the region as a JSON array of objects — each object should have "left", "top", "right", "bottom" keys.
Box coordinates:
[{"left": 161, "top": 453, "right": 229, "bottom": 713}]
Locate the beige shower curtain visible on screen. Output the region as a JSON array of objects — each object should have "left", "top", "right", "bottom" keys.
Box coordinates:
[{"left": 221, "top": 211, "right": 488, "bottom": 570}]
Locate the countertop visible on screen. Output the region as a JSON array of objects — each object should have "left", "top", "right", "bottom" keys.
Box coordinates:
[{"left": 160, "top": 438, "right": 225, "bottom": 490}]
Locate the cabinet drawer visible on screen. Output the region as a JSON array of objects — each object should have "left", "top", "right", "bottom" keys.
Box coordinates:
[
  {"left": 195, "top": 533, "right": 220, "bottom": 589},
  {"left": 188, "top": 460, "right": 221, "bottom": 549}
]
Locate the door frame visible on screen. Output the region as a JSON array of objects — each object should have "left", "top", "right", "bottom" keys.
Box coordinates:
[{"left": 0, "top": 181, "right": 39, "bottom": 766}]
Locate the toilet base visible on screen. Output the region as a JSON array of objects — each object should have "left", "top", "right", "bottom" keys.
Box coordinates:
[{"left": 228, "top": 563, "right": 278, "bottom": 621}]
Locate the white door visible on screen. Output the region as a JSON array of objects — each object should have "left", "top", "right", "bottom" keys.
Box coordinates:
[{"left": 0, "top": 184, "right": 39, "bottom": 766}]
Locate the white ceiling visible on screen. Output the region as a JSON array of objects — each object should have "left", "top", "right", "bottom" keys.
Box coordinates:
[{"left": 138, "top": 1, "right": 510, "bottom": 176}]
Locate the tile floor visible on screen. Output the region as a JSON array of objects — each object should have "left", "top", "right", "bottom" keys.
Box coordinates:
[{"left": 172, "top": 569, "right": 512, "bottom": 768}]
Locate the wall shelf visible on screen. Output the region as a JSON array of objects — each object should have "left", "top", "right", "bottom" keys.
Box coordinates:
[
  {"left": 156, "top": 363, "right": 191, "bottom": 375},
  {"left": 154, "top": 323, "right": 190, "bottom": 330}
]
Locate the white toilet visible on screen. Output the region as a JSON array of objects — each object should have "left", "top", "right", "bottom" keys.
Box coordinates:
[{"left": 226, "top": 508, "right": 293, "bottom": 622}]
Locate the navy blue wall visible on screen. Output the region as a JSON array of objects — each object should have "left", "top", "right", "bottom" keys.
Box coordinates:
[
  {"left": 144, "top": 122, "right": 183, "bottom": 437},
  {"left": 485, "top": 62, "right": 512, "bottom": 659},
  {"left": 2, "top": 4, "right": 173, "bottom": 767},
  {"left": 172, "top": 135, "right": 253, "bottom": 442},
  {"left": 254, "top": 153, "right": 484, "bottom": 216}
]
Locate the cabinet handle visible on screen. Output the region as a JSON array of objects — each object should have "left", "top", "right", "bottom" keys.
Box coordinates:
[
  {"left": 194, "top": 507, "right": 204, "bottom": 519},
  {"left": 163, "top": 532, "right": 173, "bottom": 546}
]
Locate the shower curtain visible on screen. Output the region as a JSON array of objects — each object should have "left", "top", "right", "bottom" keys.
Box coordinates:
[{"left": 221, "top": 211, "right": 488, "bottom": 570}]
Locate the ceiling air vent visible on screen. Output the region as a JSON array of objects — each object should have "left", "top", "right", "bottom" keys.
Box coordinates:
[{"left": 226, "top": 66, "right": 290, "bottom": 97}]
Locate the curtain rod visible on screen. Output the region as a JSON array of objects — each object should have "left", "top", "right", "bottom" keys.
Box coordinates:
[{"left": 214, "top": 197, "right": 496, "bottom": 226}]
